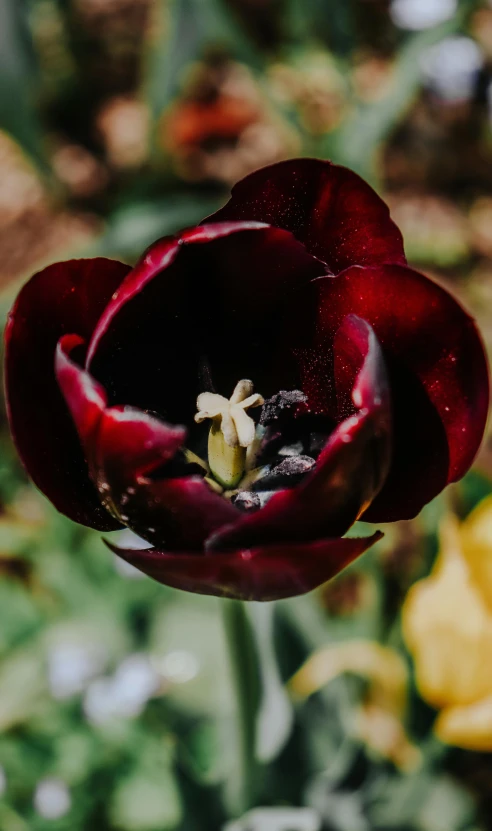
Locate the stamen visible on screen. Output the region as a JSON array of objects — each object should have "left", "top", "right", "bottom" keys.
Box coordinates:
[
  {"left": 253, "top": 455, "right": 316, "bottom": 492},
  {"left": 260, "top": 389, "right": 307, "bottom": 426},
  {"left": 232, "top": 491, "right": 261, "bottom": 512}
]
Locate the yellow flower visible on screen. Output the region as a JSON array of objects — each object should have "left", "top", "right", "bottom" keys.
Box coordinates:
[
  {"left": 403, "top": 501, "right": 492, "bottom": 750},
  {"left": 290, "top": 640, "right": 408, "bottom": 714},
  {"left": 355, "top": 702, "right": 421, "bottom": 772},
  {"left": 290, "top": 640, "right": 420, "bottom": 769},
  {"left": 434, "top": 696, "right": 492, "bottom": 752},
  {"left": 459, "top": 494, "right": 492, "bottom": 612}
]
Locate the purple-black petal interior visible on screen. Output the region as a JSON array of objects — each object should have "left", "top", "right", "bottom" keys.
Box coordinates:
[{"left": 87, "top": 223, "right": 326, "bottom": 434}]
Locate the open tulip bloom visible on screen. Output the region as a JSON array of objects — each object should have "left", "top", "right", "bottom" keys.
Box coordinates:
[{"left": 5, "top": 159, "right": 489, "bottom": 601}]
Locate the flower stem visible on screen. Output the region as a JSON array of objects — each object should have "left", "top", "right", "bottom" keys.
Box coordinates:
[{"left": 222, "top": 599, "right": 260, "bottom": 816}]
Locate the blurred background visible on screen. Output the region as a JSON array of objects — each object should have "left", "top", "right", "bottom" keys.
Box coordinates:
[{"left": 2, "top": 0, "right": 492, "bottom": 829}]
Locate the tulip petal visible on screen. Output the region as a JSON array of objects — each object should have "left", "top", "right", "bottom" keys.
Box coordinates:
[
  {"left": 207, "top": 316, "right": 390, "bottom": 551},
  {"left": 5, "top": 258, "right": 131, "bottom": 530},
  {"left": 56, "top": 336, "right": 237, "bottom": 548},
  {"left": 435, "top": 697, "right": 492, "bottom": 751},
  {"left": 105, "top": 531, "right": 383, "bottom": 601},
  {"left": 54, "top": 333, "right": 108, "bottom": 462},
  {"left": 294, "top": 265, "right": 489, "bottom": 521},
  {"left": 56, "top": 333, "right": 185, "bottom": 473},
  {"left": 86, "top": 222, "right": 271, "bottom": 368},
  {"left": 86, "top": 222, "right": 326, "bottom": 425},
  {"left": 203, "top": 158, "right": 406, "bottom": 273},
  {"left": 109, "top": 476, "right": 241, "bottom": 551}
]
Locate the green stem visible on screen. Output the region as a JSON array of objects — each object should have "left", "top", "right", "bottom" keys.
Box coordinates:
[{"left": 222, "top": 599, "right": 260, "bottom": 816}]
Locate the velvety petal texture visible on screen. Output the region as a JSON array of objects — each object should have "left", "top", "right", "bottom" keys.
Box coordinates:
[
  {"left": 204, "top": 158, "right": 406, "bottom": 273},
  {"left": 5, "top": 158, "right": 488, "bottom": 601},
  {"left": 106, "top": 532, "right": 383, "bottom": 601},
  {"left": 285, "top": 265, "right": 489, "bottom": 521},
  {"left": 5, "top": 258, "right": 131, "bottom": 530},
  {"left": 85, "top": 221, "right": 326, "bottom": 426}
]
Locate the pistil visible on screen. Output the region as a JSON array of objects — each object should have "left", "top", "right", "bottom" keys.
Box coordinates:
[{"left": 195, "top": 379, "right": 264, "bottom": 488}]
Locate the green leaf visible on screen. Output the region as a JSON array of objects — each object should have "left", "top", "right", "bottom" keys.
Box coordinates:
[
  {"left": 307, "top": 772, "right": 370, "bottom": 831},
  {"left": 149, "top": 596, "right": 231, "bottom": 718},
  {"left": 0, "top": 646, "right": 47, "bottom": 730},
  {"left": 0, "top": 0, "right": 46, "bottom": 171},
  {"left": 249, "top": 604, "right": 294, "bottom": 764},
  {"left": 222, "top": 599, "right": 262, "bottom": 815},
  {"left": 109, "top": 771, "right": 182, "bottom": 831},
  {"left": 367, "top": 772, "right": 477, "bottom": 831},
  {"left": 457, "top": 470, "right": 492, "bottom": 518},
  {"left": 282, "top": 0, "right": 355, "bottom": 55},
  {"left": 417, "top": 776, "right": 476, "bottom": 831},
  {"left": 92, "top": 194, "right": 225, "bottom": 262},
  {"left": 322, "top": 8, "right": 476, "bottom": 181}
]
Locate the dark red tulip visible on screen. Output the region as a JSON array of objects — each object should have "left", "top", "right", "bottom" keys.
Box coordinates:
[{"left": 5, "top": 159, "right": 489, "bottom": 600}]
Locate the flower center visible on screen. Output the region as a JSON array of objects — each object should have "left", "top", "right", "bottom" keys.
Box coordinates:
[{"left": 195, "top": 379, "right": 264, "bottom": 488}]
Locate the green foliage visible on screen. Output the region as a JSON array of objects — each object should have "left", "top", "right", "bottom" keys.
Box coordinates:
[{"left": 0, "top": 0, "right": 47, "bottom": 172}]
